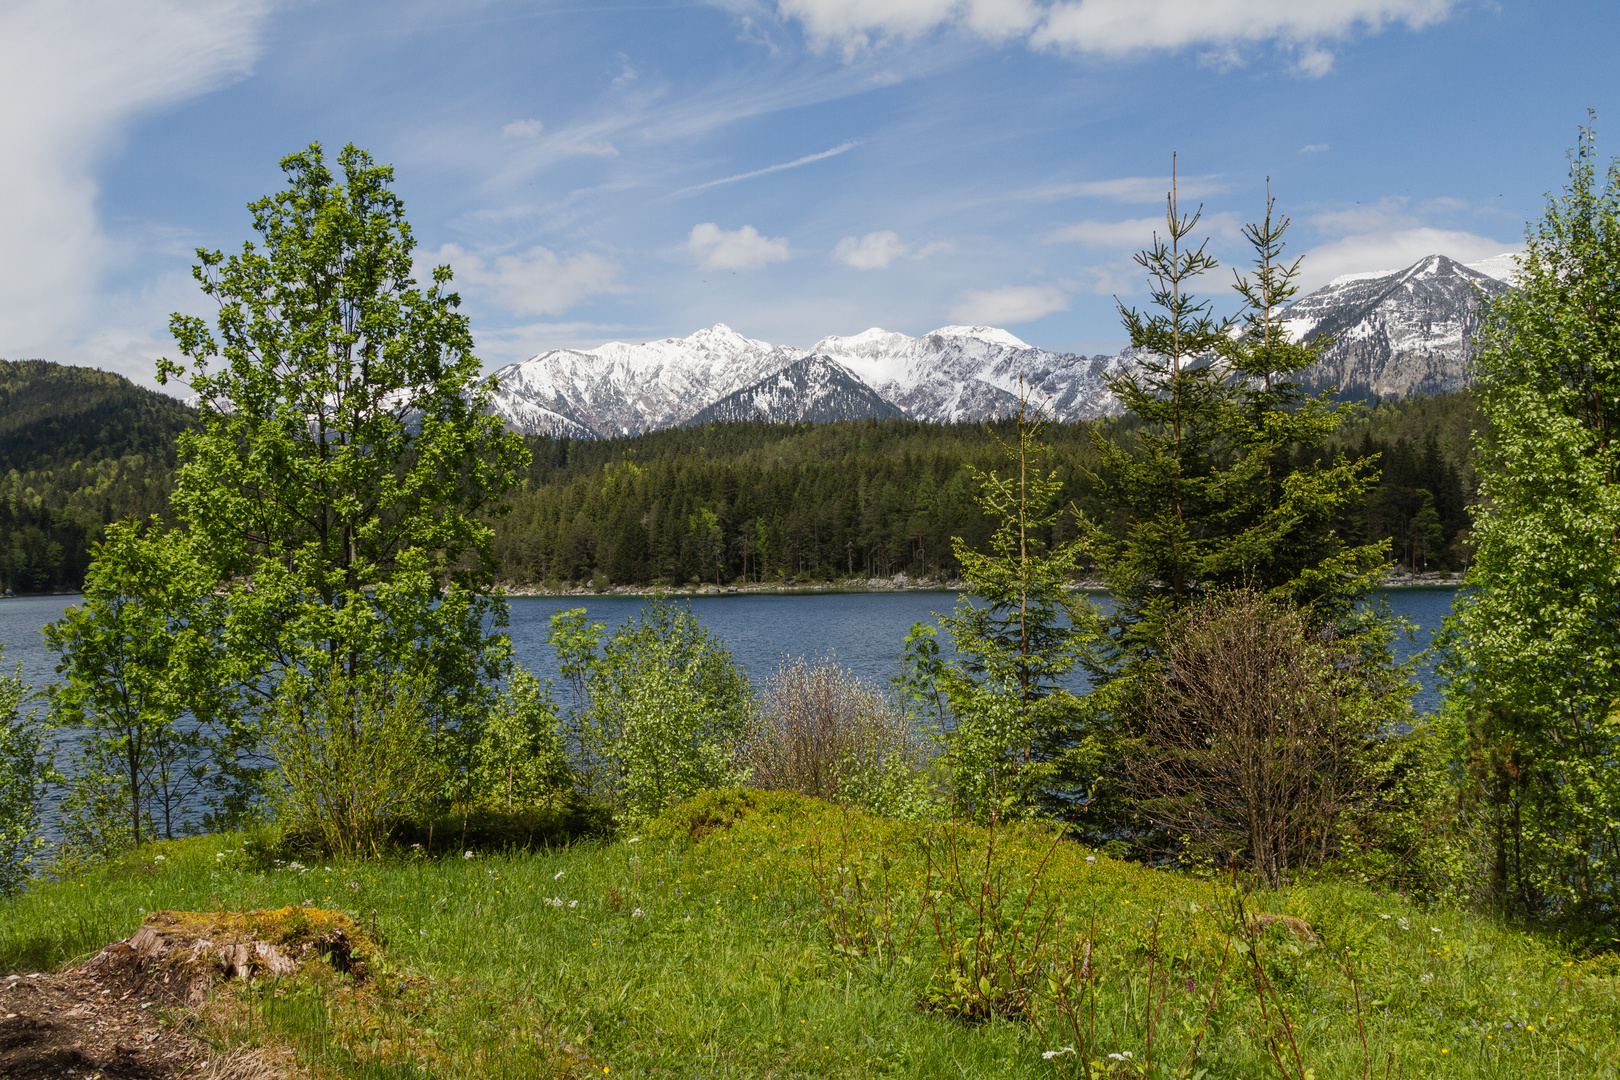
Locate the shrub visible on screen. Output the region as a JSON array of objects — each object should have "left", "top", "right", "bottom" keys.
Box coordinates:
[
  {"left": 1126, "top": 589, "right": 1409, "bottom": 888},
  {"left": 551, "top": 597, "right": 751, "bottom": 825},
  {"left": 471, "top": 665, "right": 572, "bottom": 813},
  {"left": 0, "top": 653, "right": 47, "bottom": 896},
  {"left": 267, "top": 666, "right": 445, "bottom": 860},
  {"left": 743, "top": 657, "right": 938, "bottom": 820}
]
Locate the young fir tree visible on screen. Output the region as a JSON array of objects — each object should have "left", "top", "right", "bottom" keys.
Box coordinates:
[
  {"left": 897, "top": 392, "right": 1099, "bottom": 821},
  {"left": 1444, "top": 123, "right": 1620, "bottom": 925},
  {"left": 1079, "top": 170, "right": 1393, "bottom": 848}
]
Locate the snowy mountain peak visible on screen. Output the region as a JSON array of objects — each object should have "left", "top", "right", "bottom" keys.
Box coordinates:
[{"left": 925, "top": 325, "right": 1032, "bottom": 349}]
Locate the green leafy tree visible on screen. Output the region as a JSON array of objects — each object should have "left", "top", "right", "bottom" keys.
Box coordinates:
[
  {"left": 44, "top": 518, "right": 246, "bottom": 848},
  {"left": 0, "top": 649, "right": 48, "bottom": 896},
  {"left": 471, "top": 666, "right": 571, "bottom": 812},
  {"left": 1444, "top": 123, "right": 1620, "bottom": 924},
  {"left": 897, "top": 396, "right": 1099, "bottom": 820},
  {"left": 157, "top": 143, "right": 529, "bottom": 768},
  {"left": 548, "top": 598, "right": 750, "bottom": 824}
]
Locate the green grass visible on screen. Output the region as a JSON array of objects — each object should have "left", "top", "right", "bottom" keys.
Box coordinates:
[{"left": 4, "top": 792, "right": 1618, "bottom": 1079}]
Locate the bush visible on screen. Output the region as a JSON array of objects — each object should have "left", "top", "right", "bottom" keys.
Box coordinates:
[
  {"left": 743, "top": 657, "right": 938, "bottom": 820},
  {"left": 0, "top": 652, "right": 47, "bottom": 896},
  {"left": 1126, "top": 589, "right": 1409, "bottom": 888},
  {"left": 551, "top": 597, "right": 751, "bottom": 825},
  {"left": 268, "top": 666, "right": 445, "bottom": 860}
]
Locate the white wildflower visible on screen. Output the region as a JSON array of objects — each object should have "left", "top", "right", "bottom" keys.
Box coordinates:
[
  {"left": 1107, "top": 1051, "right": 1134, "bottom": 1061},
  {"left": 568, "top": 900, "right": 579, "bottom": 909},
  {"left": 1042, "top": 1047, "right": 1075, "bottom": 1060},
  {"left": 631, "top": 908, "right": 645, "bottom": 919},
  {"left": 1085, "top": 855, "right": 1096, "bottom": 863},
  {"left": 464, "top": 850, "right": 474, "bottom": 859},
  {"left": 554, "top": 871, "right": 565, "bottom": 880}
]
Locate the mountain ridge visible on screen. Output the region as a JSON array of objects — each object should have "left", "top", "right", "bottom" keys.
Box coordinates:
[{"left": 486, "top": 251, "right": 1517, "bottom": 437}]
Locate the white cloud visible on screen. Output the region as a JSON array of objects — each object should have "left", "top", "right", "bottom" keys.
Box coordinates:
[
  {"left": 427, "top": 243, "right": 627, "bottom": 317},
  {"left": 778, "top": 0, "right": 1041, "bottom": 53},
  {"left": 674, "top": 140, "right": 860, "bottom": 195},
  {"left": 502, "top": 118, "right": 544, "bottom": 139},
  {"left": 1006, "top": 174, "right": 1228, "bottom": 204},
  {"left": 765, "top": 0, "right": 1456, "bottom": 67},
  {"left": 832, "top": 230, "right": 947, "bottom": 269},
  {"left": 1044, "top": 211, "right": 1242, "bottom": 247},
  {"left": 1300, "top": 143, "right": 1331, "bottom": 154},
  {"left": 835, "top": 230, "right": 907, "bottom": 268},
  {"left": 1296, "top": 228, "right": 1518, "bottom": 291},
  {"left": 688, "top": 223, "right": 790, "bottom": 271},
  {"left": 950, "top": 283, "right": 1069, "bottom": 324},
  {"left": 0, "top": 0, "right": 269, "bottom": 359}
]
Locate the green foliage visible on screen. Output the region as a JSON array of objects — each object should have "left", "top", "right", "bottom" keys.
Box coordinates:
[
  {"left": 470, "top": 666, "right": 572, "bottom": 813},
  {"left": 44, "top": 518, "right": 251, "bottom": 848},
  {"left": 158, "top": 142, "right": 528, "bottom": 739},
  {"left": 897, "top": 400, "right": 1101, "bottom": 821},
  {"left": 497, "top": 417, "right": 1103, "bottom": 587},
  {"left": 548, "top": 597, "right": 751, "bottom": 824},
  {"left": 268, "top": 666, "right": 445, "bottom": 860},
  {"left": 1444, "top": 122, "right": 1620, "bottom": 928},
  {"left": 0, "top": 649, "right": 47, "bottom": 897}
]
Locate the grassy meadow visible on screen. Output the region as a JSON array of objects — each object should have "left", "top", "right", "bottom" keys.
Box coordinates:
[{"left": 4, "top": 791, "right": 1617, "bottom": 1079}]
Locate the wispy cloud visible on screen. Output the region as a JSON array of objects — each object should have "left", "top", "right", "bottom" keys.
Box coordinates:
[
  {"left": 0, "top": 0, "right": 270, "bottom": 359},
  {"left": 833, "top": 230, "right": 948, "bottom": 269},
  {"left": 1043, "top": 212, "right": 1242, "bottom": 247},
  {"left": 425, "top": 243, "right": 627, "bottom": 317},
  {"left": 688, "top": 223, "right": 791, "bottom": 271},
  {"left": 950, "top": 283, "right": 1069, "bottom": 324},
  {"left": 674, "top": 140, "right": 860, "bottom": 195}
]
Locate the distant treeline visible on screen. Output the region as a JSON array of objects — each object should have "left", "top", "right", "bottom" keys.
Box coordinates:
[
  {"left": 0, "top": 360, "right": 194, "bottom": 594},
  {"left": 0, "top": 355, "right": 1481, "bottom": 594},
  {"left": 497, "top": 391, "right": 1481, "bottom": 589}
]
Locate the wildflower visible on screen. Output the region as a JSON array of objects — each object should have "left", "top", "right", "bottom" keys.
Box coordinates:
[
  {"left": 464, "top": 850, "right": 474, "bottom": 859},
  {"left": 1085, "top": 856, "right": 1096, "bottom": 863},
  {"left": 1107, "top": 1051, "right": 1134, "bottom": 1061},
  {"left": 1430, "top": 927, "right": 1442, "bottom": 933},
  {"left": 153, "top": 855, "right": 166, "bottom": 862},
  {"left": 1184, "top": 977, "right": 1196, "bottom": 992},
  {"left": 632, "top": 908, "right": 645, "bottom": 919},
  {"left": 1398, "top": 918, "right": 1410, "bottom": 930},
  {"left": 627, "top": 837, "right": 642, "bottom": 845},
  {"left": 1042, "top": 1047, "right": 1075, "bottom": 1060},
  {"left": 569, "top": 900, "right": 579, "bottom": 909},
  {"left": 1421, "top": 973, "right": 1434, "bottom": 984},
  {"left": 1379, "top": 914, "right": 1391, "bottom": 920},
  {"left": 419, "top": 929, "right": 427, "bottom": 936},
  {"left": 555, "top": 871, "right": 566, "bottom": 881},
  {"left": 346, "top": 881, "right": 360, "bottom": 890}
]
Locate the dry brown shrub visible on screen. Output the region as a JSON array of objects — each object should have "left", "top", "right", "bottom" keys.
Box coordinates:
[
  {"left": 741, "top": 657, "right": 931, "bottom": 812},
  {"left": 1127, "top": 589, "right": 1402, "bottom": 888}
]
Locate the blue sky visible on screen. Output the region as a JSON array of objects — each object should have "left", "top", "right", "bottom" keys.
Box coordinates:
[{"left": 2, "top": 0, "right": 1615, "bottom": 386}]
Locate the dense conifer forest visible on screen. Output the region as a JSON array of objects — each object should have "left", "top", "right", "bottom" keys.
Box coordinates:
[
  {"left": 0, "top": 356, "right": 1480, "bottom": 593},
  {"left": 498, "top": 390, "right": 1481, "bottom": 588}
]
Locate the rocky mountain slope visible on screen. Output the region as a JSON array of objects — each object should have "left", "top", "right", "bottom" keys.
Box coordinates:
[
  {"left": 486, "top": 251, "right": 1518, "bottom": 437},
  {"left": 683, "top": 356, "right": 906, "bottom": 426},
  {"left": 1288, "top": 254, "right": 1512, "bottom": 399}
]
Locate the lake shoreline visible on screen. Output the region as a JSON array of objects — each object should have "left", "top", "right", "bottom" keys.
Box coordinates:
[{"left": 498, "top": 570, "right": 1467, "bottom": 600}]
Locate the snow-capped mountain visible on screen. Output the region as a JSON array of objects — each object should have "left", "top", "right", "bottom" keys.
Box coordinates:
[
  {"left": 488, "top": 323, "right": 1117, "bottom": 437},
  {"left": 684, "top": 356, "right": 906, "bottom": 426},
  {"left": 1287, "top": 254, "right": 1512, "bottom": 399},
  {"left": 485, "top": 250, "right": 1520, "bottom": 438},
  {"left": 810, "top": 325, "right": 1122, "bottom": 424},
  {"left": 486, "top": 324, "right": 801, "bottom": 437}
]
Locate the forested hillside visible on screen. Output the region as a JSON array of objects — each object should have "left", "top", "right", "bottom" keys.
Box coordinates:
[
  {"left": 497, "top": 392, "right": 1482, "bottom": 588},
  {"left": 0, "top": 354, "right": 1484, "bottom": 593},
  {"left": 0, "top": 360, "right": 195, "bottom": 594}
]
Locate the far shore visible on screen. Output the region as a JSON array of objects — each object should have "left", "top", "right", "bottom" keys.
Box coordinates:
[{"left": 498, "top": 569, "right": 1468, "bottom": 600}]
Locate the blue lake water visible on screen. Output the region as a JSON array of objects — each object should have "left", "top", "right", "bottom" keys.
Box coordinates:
[
  {"left": 2, "top": 587, "right": 1458, "bottom": 843},
  {"left": 3, "top": 587, "right": 1459, "bottom": 717}
]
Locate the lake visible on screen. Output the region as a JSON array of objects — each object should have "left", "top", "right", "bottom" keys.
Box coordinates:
[
  {"left": 1, "top": 587, "right": 1458, "bottom": 843},
  {"left": 3, "top": 587, "right": 1459, "bottom": 713}
]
